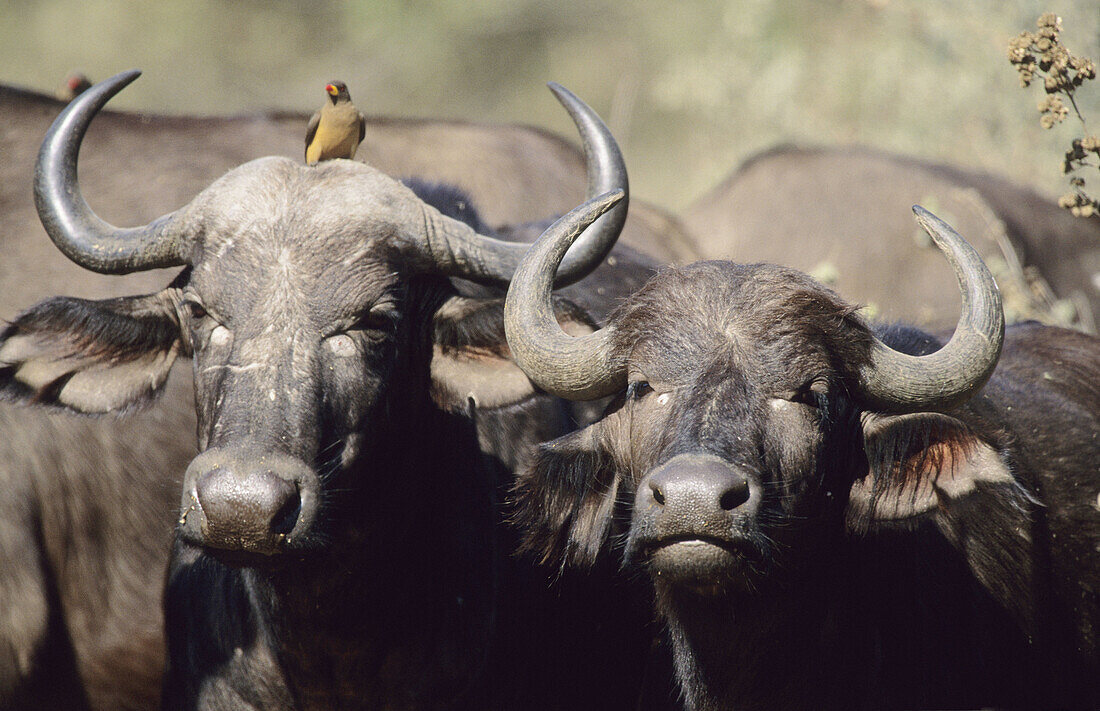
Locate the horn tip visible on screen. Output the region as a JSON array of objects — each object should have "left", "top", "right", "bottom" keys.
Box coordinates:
[
  {"left": 911, "top": 204, "right": 947, "bottom": 234},
  {"left": 111, "top": 69, "right": 143, "bottom": 85},
  {"left": 82, "top": 70, "right": 142, "bottom": 98},
  {"left": 546, "top": 81, "right": 576, "bottom": 104}
]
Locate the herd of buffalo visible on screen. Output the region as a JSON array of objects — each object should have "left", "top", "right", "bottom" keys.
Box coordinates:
[{"left": 0, "top": 70, "right": 1096, "bottom": 710}]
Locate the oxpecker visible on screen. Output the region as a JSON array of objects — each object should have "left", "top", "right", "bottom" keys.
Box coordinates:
[{"left": 304, "top": 80, "right": 366, "bottom": 164}]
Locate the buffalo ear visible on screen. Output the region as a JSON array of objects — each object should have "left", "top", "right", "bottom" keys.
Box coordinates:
[
  {"left": 511, "top": 423, "right": 620, "bottom": 570},
  {"left": 429, "top": 295, "right": 596, "bottom": 412},
  {"left": 0, "top": 290, "right": 183, "bottom": 413},
  {"left": 846, "top": 412, "right": 1020, "bottom": 530}
]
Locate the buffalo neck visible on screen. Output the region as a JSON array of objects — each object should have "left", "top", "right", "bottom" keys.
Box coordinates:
[{"left": 654, "top": 546, "right": 855, "bottom": 711}]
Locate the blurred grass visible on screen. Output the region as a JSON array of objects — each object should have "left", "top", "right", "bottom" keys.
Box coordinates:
[{"left": 1, "top": 0, "right": 1098, "bottom": 211}]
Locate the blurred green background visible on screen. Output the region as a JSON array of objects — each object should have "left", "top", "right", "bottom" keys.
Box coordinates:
[{"left": 2, "top": 0, "right": 1097, "bottom": 211}]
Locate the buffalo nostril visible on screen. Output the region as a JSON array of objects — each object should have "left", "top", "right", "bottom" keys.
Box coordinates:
[
  {"left": 719, "top": 481, "right": 751, "bottom": 511},
  {"left": 271, "top": 487, "right": 301, "bottom": 537},
  {"left": 651, "top": 483, "right": 666, "bottom": 506}
]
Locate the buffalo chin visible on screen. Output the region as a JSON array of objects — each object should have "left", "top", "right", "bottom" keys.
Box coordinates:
[{"left": 645, "top": 538, "right": 759, "bottom": 593}]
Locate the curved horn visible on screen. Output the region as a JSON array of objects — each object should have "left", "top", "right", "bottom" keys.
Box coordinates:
[
  {"left": 34, "top": 69, "right": 188, "bottom": 274},
  {"left": 857, "top": 206, "right": 1004, "bottom": 413},
  {"left": 504, "top": 190, "right": 626, "bottom": 400},
  {"left": 412, "top": 83, "right": 628, "bottom": 288}
]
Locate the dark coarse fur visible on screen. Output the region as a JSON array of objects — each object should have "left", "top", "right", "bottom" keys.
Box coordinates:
[
  {"left": 512, "top": 260, "right": 1100, "bottom": 711},
  {"left": 2, "top": 175, "right": 675, "bottom": 710}
]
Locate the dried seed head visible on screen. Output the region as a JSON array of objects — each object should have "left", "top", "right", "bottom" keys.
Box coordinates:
[
  {"left": 1037, "top": 12, "right": 1060, "bottom": 29},
  {"left": 1010, "top": 13, "right": 1098, "bottom": 219},
  {"left": 1074, "top": 58, "right": 1096, "bottom": 79}
]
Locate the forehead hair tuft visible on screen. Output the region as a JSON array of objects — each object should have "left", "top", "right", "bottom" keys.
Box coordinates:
[{"left": 608, "top": 262, "right": 877, "bottom": 377}]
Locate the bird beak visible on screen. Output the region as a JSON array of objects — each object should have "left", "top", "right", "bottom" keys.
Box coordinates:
[{"left": 325, "top": 84, "right": 338, "bottom": 96}]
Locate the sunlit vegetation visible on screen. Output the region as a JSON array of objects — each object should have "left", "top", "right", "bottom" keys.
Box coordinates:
[{"left": 2, "top": 0, "right": 1098, "bottom": 209}]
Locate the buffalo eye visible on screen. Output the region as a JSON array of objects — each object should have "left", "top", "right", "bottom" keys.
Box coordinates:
[
  {"left": 185, "top": 300, "right": 207, "bottom": 321},
  {"left": 790, "top": 380, "right": 829, "bottom": 407},
  {"left": 627, "top": 380, "right": 653, "bottom": 400},
  {"left": 350, "top": 305, "right": 398, "bottom": 336}
]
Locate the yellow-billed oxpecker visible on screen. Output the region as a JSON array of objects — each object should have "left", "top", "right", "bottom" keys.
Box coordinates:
[{"left": 304, "top": 80, "right": 366, "bottom": 164}]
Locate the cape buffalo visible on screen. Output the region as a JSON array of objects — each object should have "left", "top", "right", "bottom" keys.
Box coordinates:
[
  {"left": 684, "top": 144, "right": 1100, "bottom": 330},
  {"left": 505, "top": 196, "right": 1100, "bottom": 710},
  {"left": 1, "top": 71, "right": 673, "bottom": 710}
]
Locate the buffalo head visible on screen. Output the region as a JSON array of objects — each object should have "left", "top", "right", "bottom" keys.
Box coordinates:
[{"left": 505, "top": 197, "right": 1009, "bottom": 593}]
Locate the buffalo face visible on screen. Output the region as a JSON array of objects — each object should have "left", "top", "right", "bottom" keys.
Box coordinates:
[
  {"left": 515, "top": 263, "right": 869, "bottom": 592},
  {"left": 169, "top": 171, "right": 410, "bottom": 554}
]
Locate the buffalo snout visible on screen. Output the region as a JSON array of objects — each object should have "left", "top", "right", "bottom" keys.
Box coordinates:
[
  {"left": 180, "top": 446, "right": 319, "bottom": 556},
  {"left": 632, "top": 453, "right": 762, "bottom": 586},
  {"left": 639, "top": 453, "right": 755, "bottom": 528}
]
